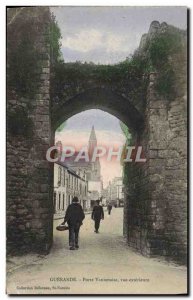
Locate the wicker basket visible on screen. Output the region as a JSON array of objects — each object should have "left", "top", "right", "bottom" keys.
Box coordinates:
[{"left": 56, "top": 224, "right": 69, "bottom": 231}]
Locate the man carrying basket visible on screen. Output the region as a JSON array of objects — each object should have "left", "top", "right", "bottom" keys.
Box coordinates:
[{"left": 62, "top": 196, "right": 85, "bottom": 250}]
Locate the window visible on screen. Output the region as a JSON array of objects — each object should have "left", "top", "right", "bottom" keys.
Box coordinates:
[
  {"left": 59, "top": 193, "right": 61, "bottom": 210},
  {"left": 54, "top": 192, "right": 56, "bottom": 213},
  {"left": 80, "top": 183, "right": 82, "bottom": 194},
  {"left": 58, "top": 167, "right": 62, "bottom": 185},
  {"left": 63, "top": 169, "right": 66, "bottom": 187},
  {"left": 68, "top": 174, "right": 70, "bottom": 187},
  {"left": 72, "top": 176, "right": 74, "bottom": 188},
  {"left": 63, "top": 193, "right": 65, "bottom": 210}
]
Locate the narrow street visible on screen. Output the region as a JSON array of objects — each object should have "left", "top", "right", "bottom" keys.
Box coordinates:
[{"left": 7, "top": 208, "right": 187, "bottom": 295}]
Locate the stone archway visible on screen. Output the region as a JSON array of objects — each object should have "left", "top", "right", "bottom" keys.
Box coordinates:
[
  {"left": 52, "top": 87, "right": 144, "bottom": 132},
  {"left": 50, "top": 81, "right": 158, "bottom": 260},
  {"left": 50, "top": 80, "right": 154, "bottom": 259}
]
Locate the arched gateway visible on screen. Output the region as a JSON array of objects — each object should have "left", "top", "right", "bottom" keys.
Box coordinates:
[
  {"left": 52, "top": 87, "right": 144, "bottom": 132},
  {"left": 7, "top": 7, "right": 187, "bottom": 264}
]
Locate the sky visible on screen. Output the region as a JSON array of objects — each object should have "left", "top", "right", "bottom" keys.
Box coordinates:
[
  {"left": 51, "top": 6, "right": 187, "bottom": 64},
  {"left": 55, "top": 110, "right": 126, "bottom": 187}
]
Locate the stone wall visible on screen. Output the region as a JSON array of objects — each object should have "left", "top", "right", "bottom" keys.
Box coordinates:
[
  {"left": 147, "top": 45, "right": 187, "bottom": 264},
  {"left": 123, "top": 125, "right": 151, "bottom": 256},
  {"left": 122, "top": 21, "right": 187, "bottom": 264},
  {"left": 7, "top": 7, "right": 53, "bottom": 254},
  {"left": 124, "top": 46, "right": 187, "bottom": 263}
]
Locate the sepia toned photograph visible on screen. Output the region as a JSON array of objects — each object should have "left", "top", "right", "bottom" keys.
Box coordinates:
[{"left": 6, "top": 6, "right": 188, "bottom": 295}]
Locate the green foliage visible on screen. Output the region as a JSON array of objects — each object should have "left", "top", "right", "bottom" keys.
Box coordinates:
[
  {"left": 51, "top": 57, "right": 148, "bottom": 104},
  {"left": 51, "top": 28, "right": 184, "bottom": 102},
  {"left": 147, "top": 30, "right": 183, "bottom": 98},
  {"left": 7, "top": 10, "right": 64, "bottom": 138},
  {"left": 119, "top": 121, "right": 134, "bottom": 185},
  {"left": 155, "top": 68, "right": 175, "bottom": 97},
  {"left": 49, "top": 13, "right": 63, "bottom": 65},
  {"left": 8, "top": 107, "right": 34, "bottom": 138},
  {"left": 7, "top": 26, "right": 41, "bottom": 98},
  {"left": 123, "top": 163, "right": 131, "bottom": 186},
  {"left": 119, "top": 30, "right": 184, "bottom": 187},
  {"left": 148, "top": 31, "right": 182, "bottom": 68},
  {"left": 120, "top": 121, "right": 132, "bottom": 143},
  {"left": 56, "top": 121, "right": 67, "bottom": 132},
  {"left": 68, "top": 57, "right": 146, "bottom": 84},
  {"left": 7, "top": 13, "right": 42, "bottom": 138}
]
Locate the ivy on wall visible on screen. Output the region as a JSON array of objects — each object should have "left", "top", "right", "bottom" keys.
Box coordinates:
[
  {"left": 50, "top": 56, "right": 148, "bottom": 108},
  {"left": 119, "top": 28, "right": 185, "bottom": 185},
  {"left": 7, "top": 8, "right": 185, "bottom": 139},
  {"left": 7, "top": 107, "right": 34, "bottom": 138},
  {"left": 7, "top": 9, "right": 62, "bottom": 138},
  {"left": 147, "top": 30, "right": 184, "bottom": 98},
  {"left": 51, "top": 25, "right": 185, "bottom": 104},
  {"left": 7, "top": 9, "right": 43, "bottom": 137},
  {"left": 49, "top": 13, "right": 64, "bottom": 65}
]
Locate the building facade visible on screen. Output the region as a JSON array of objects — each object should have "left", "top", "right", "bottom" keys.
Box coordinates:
[
  {"left": 53, "top": 161, "right": 89, "bottom": 218},
  {"left": 104, "top": 177, "right": 124, "bottom": 207}
]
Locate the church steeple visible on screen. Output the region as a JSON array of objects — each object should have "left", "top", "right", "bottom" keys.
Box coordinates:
[
  {"left": 89, "top": 125, "right": 97, "bottom": 141},
  {"left": 88, "top": 126, "right": 97, "bottom": 158},
  {"left": 88, "top": 126, "right": 101, "bottom": 180}
]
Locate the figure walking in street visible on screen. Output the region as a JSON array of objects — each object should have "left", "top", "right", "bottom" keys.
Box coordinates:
[
  {"left": 62, "top": 196, "right": 85, "bottom": 250},
  {"left": 107, "top": 203, "right": 112, "bottom": 215},
  {"left": 92, "top": 200, "right": 104, "bottom": 233}
]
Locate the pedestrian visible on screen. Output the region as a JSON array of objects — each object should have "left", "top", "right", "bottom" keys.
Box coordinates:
[
  {"left": 107, "top": 203, "right": 112, "bottom": 215},
  {"left": 62, "top": 196, "right": 85, "bottom": 250},
  {"left": 91, "top": 200, "right": 104, "bottom": 233}
]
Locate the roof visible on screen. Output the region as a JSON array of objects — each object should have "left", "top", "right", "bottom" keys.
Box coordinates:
[
  {"left": 64, "top": 152, "right": 91, "bottom": 168},
  {"left": 56, "top": 160, "right": 86, "bottom": 181}
]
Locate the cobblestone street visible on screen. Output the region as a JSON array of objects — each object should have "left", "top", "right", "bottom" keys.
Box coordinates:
[{"left": 7, "top": 208, "right": 187, "bottom": 295}]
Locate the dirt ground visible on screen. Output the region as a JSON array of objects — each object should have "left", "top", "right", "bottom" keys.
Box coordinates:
[{"left": 6, "top": 208, "right": 187, "bottom": 295}]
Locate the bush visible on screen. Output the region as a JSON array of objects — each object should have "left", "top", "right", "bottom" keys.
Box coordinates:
[
  {"left": 8, "top": 107, "right": 34, "bottom": 138},
  {"left": 147, "top": 31, "right": 183, "bottom": 98}
]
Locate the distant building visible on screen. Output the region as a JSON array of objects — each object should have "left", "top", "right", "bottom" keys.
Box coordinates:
[
  {"left": 104, "top": 177, "right": 124, "bottom": 207},
  {"left": 101, "top": 188, "right": 108, "bottom": 206},
  {"left": 53, "top": 161, "right": 89, "bottom": 218}
]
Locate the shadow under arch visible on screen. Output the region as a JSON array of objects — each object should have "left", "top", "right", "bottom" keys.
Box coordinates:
[{"left": 52, "top": 87, "right": 144, "bottom": 133}]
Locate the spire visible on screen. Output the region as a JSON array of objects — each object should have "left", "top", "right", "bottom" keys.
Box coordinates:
[
  {"left": 88, "top": 126, "right": 97, "bottom": 159},
  {"left": 89, "top": 125, "right": 97, "bottom": 141}
]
